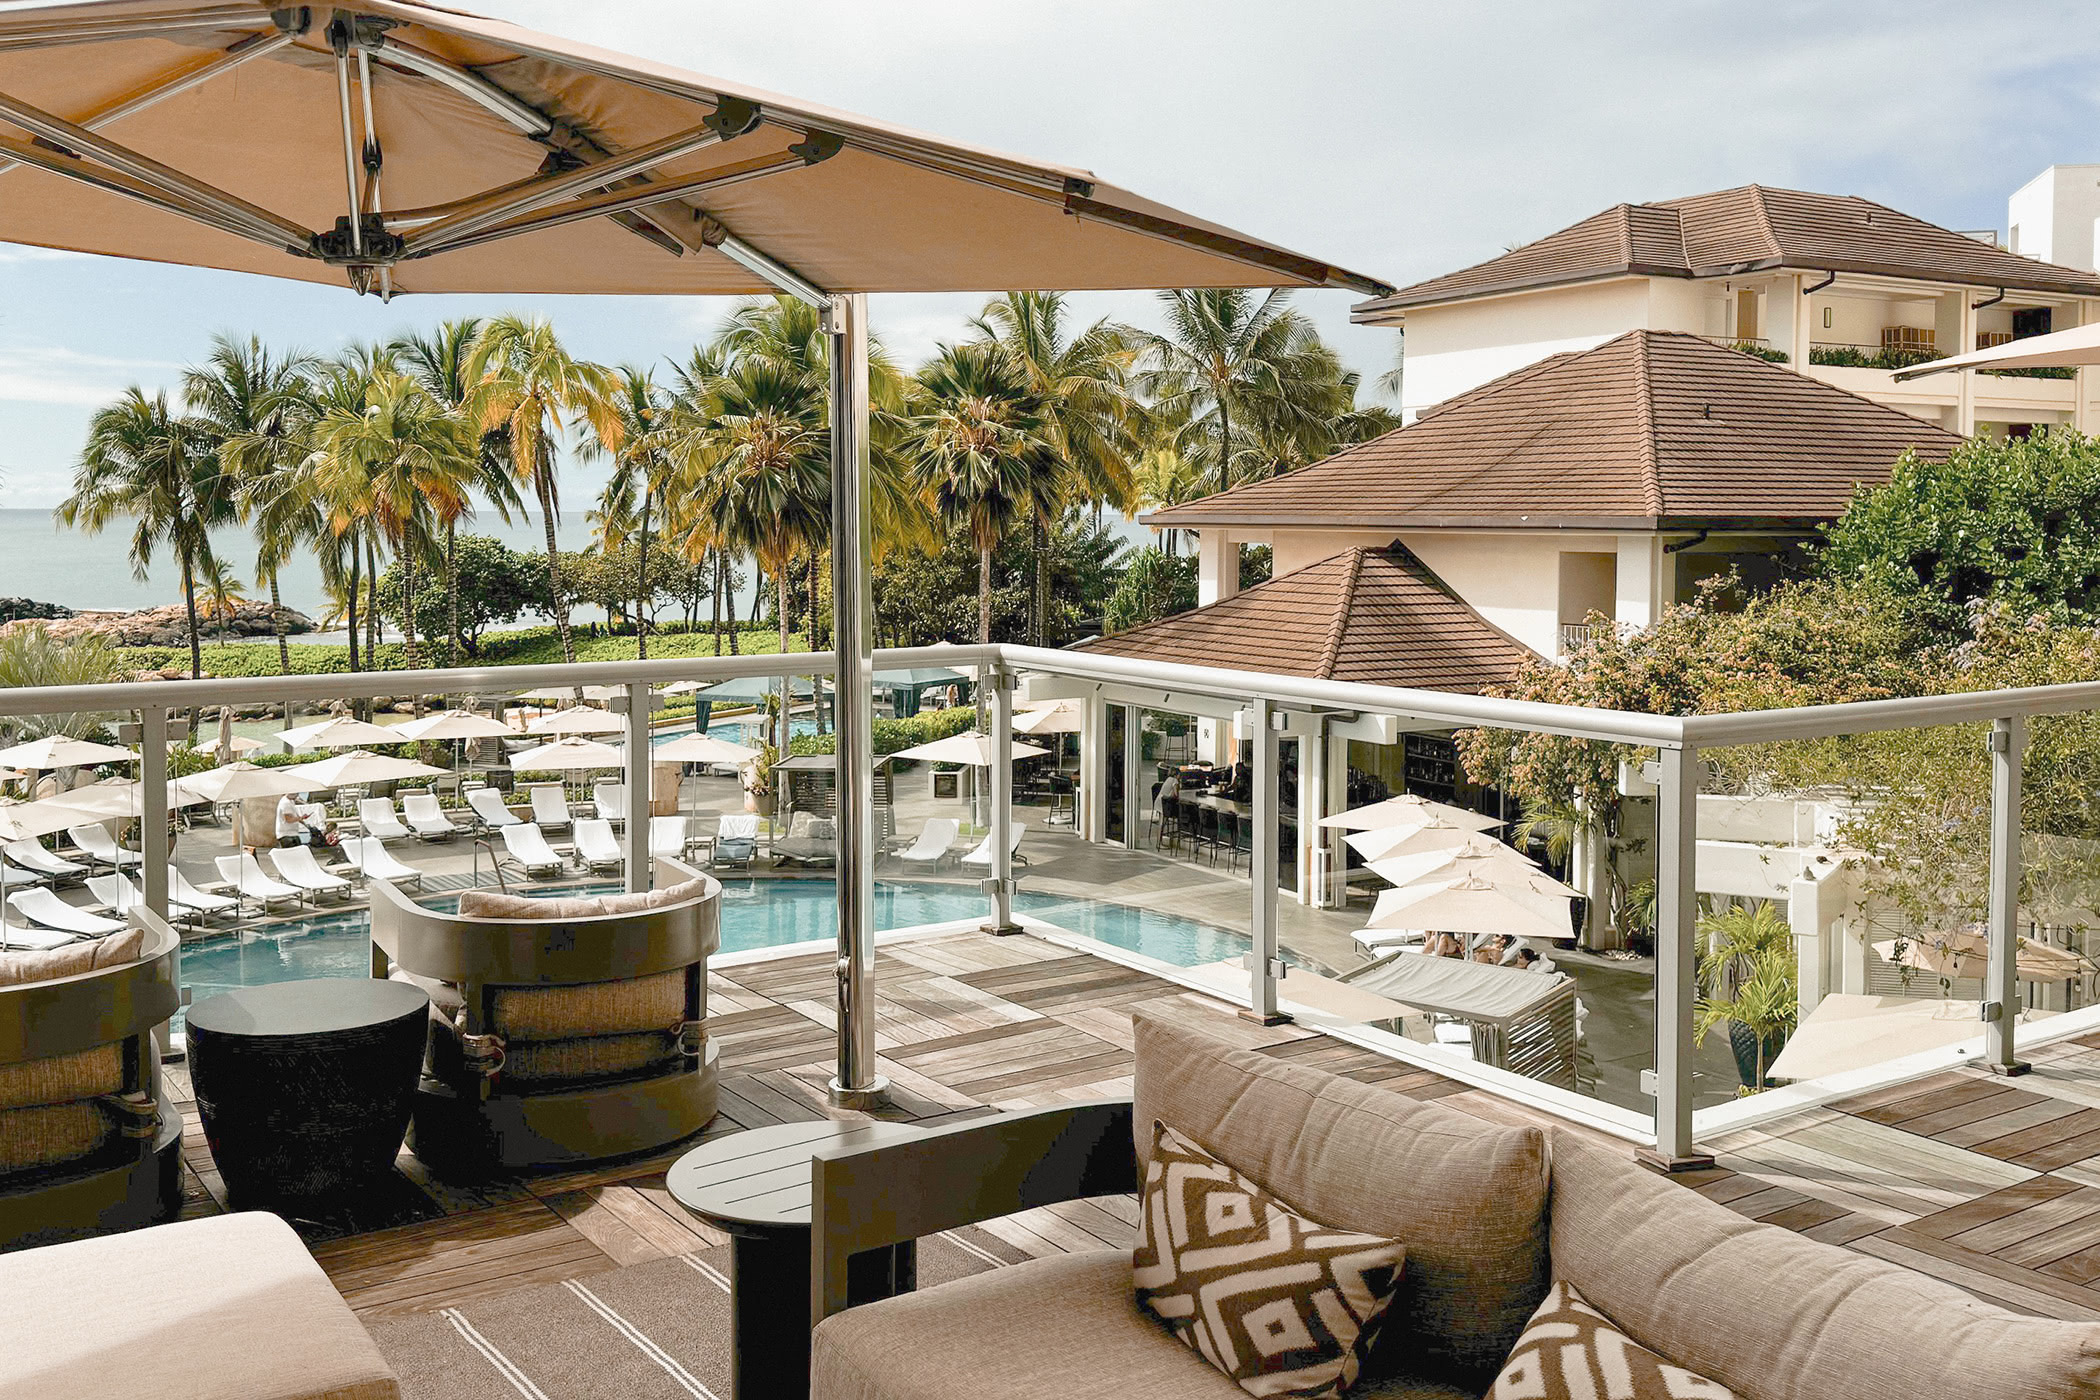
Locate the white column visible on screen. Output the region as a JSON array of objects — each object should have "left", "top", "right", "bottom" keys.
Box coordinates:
[
  {"left": 1295, "top": 725, "right": 1324, "bottom": 906},
  {"left": 1122, "top": 704, "right": 1142, "bottom": 848},
  {"left": 1196, "top": 530, "right": 1240, "bottom": 608},
  {"left": 622, "top": 681, "right": 652, "bottom": 893},
  {"left": 1789, "top": 272, "right": 1811, "bottom": 368},
  {"left": 1614, "top": 534, "right": 1661, "bottom": 631},
  {"left": 1644, "top": 743, "right": 1710, "bottom": 1172},
  {"left": 1986, "top": 716, "right": 2029, "bottom": 1075},
  {"left": 1325, "top": 731, "right": 1350, "bottom": 906},
  {"left": 984, "top": 664, "right": 1017, "bottom": 933},
  {"left": 1958, "top": 295, "right": 1977, "bottom": 436},
  {"left": 140, "top": 705, "right": 169, "bottom": 921},
  {"left": 2076, "top": 302, "right": 2093, "bottom": 434},
  {"left": 1080, "top": 693, "right": 1108, "bottom": 843},
  {"left": 1244, "top": 698, "right": 1287, "bottom": 1025}
]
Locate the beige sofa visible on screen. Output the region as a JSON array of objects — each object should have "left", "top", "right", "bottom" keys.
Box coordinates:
[{"left": 809, "top": 1013, "right": 2100, "bottom": 1400}]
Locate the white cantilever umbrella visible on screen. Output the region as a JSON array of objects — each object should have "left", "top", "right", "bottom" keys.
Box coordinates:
[
  {"left": 526, "top": 707, "right": 626, "bottom": 737},
  {"left": 1318, "top": 794, "right": 1498, "bottom": 833},
  {"left": 276, "top": 716, "right": 402, "bottom": 751},
  {"left": 184, "top": 733, "right": 266, "bottom": 758},
  {"left": 390, "top": 709, "right": 514, "bottom": 741},
  {"left": 282, "top": 750, "right": 448, "bottom": 787},
  {"left": 1892, "top": 321, "right": 2100, "bottom": 380},
  {"left": 0, "top": 736, "right": 136, "bottom": 771},
  {"left": 653, "top": 732, "right": 762, "bottom": 767},
  {"left": 40, "top": 776, "right": 206, "bottom": 818},
  {"left": 1011, "top": 699, "right": 1084, "bottom": 736},
  {"left": 1347, "top": 816, "right": 1509, "bottom": 864},
  {"left": 509, "top": 737, "right": 625, "bottom": 771},
  {"left": 1363, "top": 872, "right": 1577, "bottom": 944},
  {"left": 891, "top": 731, "right": 1048, "bottom": 766},
  {"left": 174, "top": 761, "right": 316, "bottom": 805},
  {"left": 1367, "top": 838, "right": 1557, "bottom": 893}
]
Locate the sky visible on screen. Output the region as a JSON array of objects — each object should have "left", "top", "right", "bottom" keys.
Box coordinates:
[{"left": 2, "top": 0, "right": 2099, "bottom": 512}]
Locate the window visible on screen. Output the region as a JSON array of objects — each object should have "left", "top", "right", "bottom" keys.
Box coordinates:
[{"left": 1736, "top": 289, "right": 1759, "bottom": 341}]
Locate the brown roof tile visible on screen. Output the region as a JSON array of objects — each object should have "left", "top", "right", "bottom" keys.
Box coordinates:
[
  {"left": 1075, "top": 545, "right": 1534, "bottom": 692},
  {"left": 1146, "top": 330, "right": 1963, "bottom": 530},
  {"left": 1356, "top": 184, "right": 2100, "bottom": 316}
]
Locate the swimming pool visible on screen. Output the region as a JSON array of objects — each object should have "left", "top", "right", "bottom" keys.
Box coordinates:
[{"left": 173, "top": 880, "right": 1247, "bottom": 1021}]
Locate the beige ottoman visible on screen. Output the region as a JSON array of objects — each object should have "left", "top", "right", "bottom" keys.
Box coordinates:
[{"left": 0, "top": 1211, "right": 398, "bottom": 1400}]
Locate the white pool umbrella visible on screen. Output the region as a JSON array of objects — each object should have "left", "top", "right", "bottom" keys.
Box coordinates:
[
  {"left": 391, "top": 709, "right": 514, "bottom": 741},
  {"left": 0, "top": 736, "right": 135, "bottom": 771},
  {"left": 0, "top": 796, "right": 94, "bottom": 842},
  {"left": 1347, "top": 817, "right": 1507, "bottom": 864},
  {"left": 1363, "top": 873, "right": 1576, "bottom": 943},
  {"left": 181, "top": 733, "right": 266, "bottom": 758},
  {"left": 282, "top": 750, "right": 448, "bottom": 787},
  {"left": 509, "top": 737, "right": 625, "bottom": 771},
  {"left": 891, "top": 731, "right": 1048, "bottom": 766},
  {"left": 653, "top": 732, "right": 763, "bottom": 766},
  {"left": 1367, "top": 836, "right": 1549, "bottom": 890},
  {"left": 1012, "top": 699, "right": 1084, "bottom": 735},
  {"left": 527, "top": 707, "right": 626, "bottom": 737},
  {"left": 1319, "top": 794, "right": 1498, "bottom": 832},
  {"left": 1892, "top": 321, "right": 2100, "bottom": 380},
  {"left": 41, "top": 777, "right": 205, "bottom": 818},
  {"left": 174, "top": 761, "right": 315, "bottom": 805},
  {"left": 658, "top": 680, "right": 709, "bottom": 696},
  {"left": 276, "top": 716, "right": 401, "bottom": 750}
]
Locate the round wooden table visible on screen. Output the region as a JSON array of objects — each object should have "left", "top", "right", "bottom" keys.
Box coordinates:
[
  {"left": 186, "top": 978, "right": 429, "bottom": 1208},
  {"left": 668, "top": 1120, "right": 926, "bottom": 1400}
]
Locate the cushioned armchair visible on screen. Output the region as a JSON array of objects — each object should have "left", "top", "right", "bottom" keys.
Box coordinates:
[
  {"left": 367, "top": 857, "right": 720, "bottom": 1170},
  {"left": 0, "top": 913, "right": 183, "bottom": 1251},
  {"left": 808, "top": 1013, "right": 2100, "bottom": 1400}
]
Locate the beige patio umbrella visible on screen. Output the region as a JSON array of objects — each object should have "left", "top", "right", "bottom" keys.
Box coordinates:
[
  {"left": 653, "top": 732, "right": 762, "bottom": 767},
  {"left": 276, "top": 715, "right": 400, "bottom": 750},
  {"left": 184, "top": 732, "right": 266, "bottom": 758},
  {"left": 282, "top": 749, "right": 447, "bottom": 787},
  {"left": 1872, "top": 929, "right": 2099, "bottom": 985},
  {"left": 509, "top": 737, "right": 625, "bottom": 772},
  {"left": 1012, "top": 699, "right": 1084, "bottom": 736},
  {"left": 1767, "top": 993, "right": 2057, "bottom": 1082},
  {"left": 1367, "top": 838, "right": 1560, "bottom": 895},
  {"left": 0, "top": 794, "right": 104, "bottom": 842},
  {"left": 526, "top": 707, "right": 626, "bottom": 737},
  {"left": 1892, "top": 322, "right": 2100, "bottom": 380},
  {"left": 1319, "top": 794, "right": 1499, "bottom": 833},
  {"left": 891, "top": 731, "right": 1049, "bottom": 766},
  {"left": 1347, "top": 816, "right": 1508, "bottom": 864},
  {"left": 1363, "top": 872, "right": 1577, "bottom": 944},
  {"left": 39, "top": 775, "right": 206, "bottom": 818},
  {"left": 174, "top": 760, "right": 313, "bottom": 804},
  {"left": 0, "top": 735, "right": 135, "bottom": 771},
  {"left": 390, "top": 708, "right": 513, "bottom": 741}
]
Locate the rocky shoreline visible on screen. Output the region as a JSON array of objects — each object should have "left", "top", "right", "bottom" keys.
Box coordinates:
[{"left": 0, "top": 600, "right": 315, "bottom": 648}]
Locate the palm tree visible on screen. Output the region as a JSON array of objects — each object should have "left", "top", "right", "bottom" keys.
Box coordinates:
[
  {"left": 1132, "top": 447, "right": 1204, "bottom": 556},
  {"left": 585, "top": 368, "right": 675, "bottom": 658},
  {"left": 195, "top": 550, "right": 248, "bottom": 646},
  {"left": 466, "top": 315, "right": 624, "bottom": 664},
  {"left": 58, "top": 388, "right": 232, "bottom": 679},
  {"left": 0, "top": 625, "right": 121, "bottom": 741},
  {"left": 184, "top": 333, "right": 322, "bottom": 673}
]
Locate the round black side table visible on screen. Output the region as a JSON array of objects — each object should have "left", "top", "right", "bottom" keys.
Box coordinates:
[
  {"left": 669, "top": 1120, "right": 926, "bottom": 1400},
  {"left": 186, "top": 978, "right": 429, "bottom": 1207}
]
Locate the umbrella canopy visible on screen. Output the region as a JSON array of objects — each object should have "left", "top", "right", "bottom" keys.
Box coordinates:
[
  {"left": 1767, "top": 993, "right": 2057, "bottom": 1081},
  {"left": 1359, "top": 871, "right": 1579, "bottom": 943},
  {"left": 1318, "top": 794, "right": 1499, "bottom": 833},
  {"left": 0, "top": 735, "right": 135, "bottom": 771},
  {"left": 183, "top": 732, "right": 266, "bottom": 758},
  {"left": 276, "top": 715, "right": 401, "bottom": 750},
  {"left": 1346, "top": 818, "right": 1506, "bottom": 864},
  {"left": 657, "top": 680, "right": 709, "bottom": 696},
  {"left": 0, "top": 795, "right": 99, "bottom": 841},
  {"left": 891, "top": 731, "right": 1048, "bottom": 766},
  {"left": 282, "top": 749, "right": 448, "bottom": 787},
  {"left": 696, "top": 675, "right": 815, "bottom": 702},
  {"left": 514, "top": 684, "right": 624, "bottom": 702},
  {"left": 1363, "top": 873, "right": 1576, "bottom": 943},
  {"left": 526, "top": 707, "right": 626, "bottom": 737},
  {"left": 41, "top": 776, "right": 206, "bottom": 817},
  {"left": 1368, "top": 841, "right": 1563, "bottom": 895},
  {"left": 876, "top": 667, "right": 970, "bottom": 687},
  {"left": 509, "top": 737, "right": 625, "bottom": 771},
  {"left": 652, "top": 732, "right": 762, "bottom": 767},
  {"left": 390, "top": 708, "right": 514, "bottom": 741},
  {"left": 1872, "top": 930, "right": 2098, "bottom": 985},
  {"left": 1012, "top": 699, "right": 1084, "bottom": 735},
  {"left": 1892, "top": 322, "right": 2100, "bottom": 380},
  {"left": 174, "top": 760, "right": 316, "bottom": 804}
]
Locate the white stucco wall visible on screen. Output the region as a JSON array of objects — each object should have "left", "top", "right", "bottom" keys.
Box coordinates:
[
  {"left": 2008, "top": 165, "right": 2100, "bottom": 270},
  {"left": 1398, "top": 280, "right": 1649, "bottom": 420}
]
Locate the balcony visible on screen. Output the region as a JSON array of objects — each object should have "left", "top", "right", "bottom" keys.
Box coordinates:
[{"left": 1558, "top": 621, "right": 1597, "bottom": 655}]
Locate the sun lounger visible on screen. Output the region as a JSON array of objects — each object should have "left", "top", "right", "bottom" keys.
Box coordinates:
[
  {"left": 268, "top": 845, "right": 352, "bottom": 900},
  {"left": 7, "top": 887, "right": 123, "bottom": 936},
  {"left": 0, "top": 863, "right": 47, "bottom": 889},
  {"left": 86, "top": 873, "right": 211, "bottom": 925},
  {"left": 649, "top": 815, "right": 691, "bottom": 861},
  {"left": 572, "top": 818, "right": 624, "bottom": 874},
  {"left": 466, "top": 786, "right": 523, "bottom": 829},
  {"left": 774, "top": 813, "right": 836, "bottom": 868},
  {"left": 214, "top": 853, "right": 303, "bottom": 912},
  {"left": 358, "top": 797, "right": 412, "bottom": 841},
  {"left": 711, "top": 813, "right": 758, "bottom": 870},
  {"left": 402, "top": 793, "right": 461, "bottom": 840},
  {"left": 65, "top": 825, "right": 142, "bottom": 871},
  {"left": 591, "top": 781, "right": 627, "bottom": 826},
  {"left": 896, "top": 818, "right": 959, "bottom": 870},
  {"left": 168, "top": 866, "right": 240, "bottom": 917},
  {"left": 499, "top": 822, "right": 568, "bottom": 879},
  {"left": 339, "top": 835, "right": 423, "bottom": 888},
  {"left": 528, "top": 785, "right": 574, "bottom": 833},
  {"left": 5, "top": 840, "right": 84, "bottom": 881},
  {"left": 959, "top": 823, "right": 1029, "bottom": 871},
  {"left": 0, "top": 918, "right": 79, "bottom": 949}
]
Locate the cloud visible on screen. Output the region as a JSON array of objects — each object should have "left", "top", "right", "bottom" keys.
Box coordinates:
[{"left": 0, "top": 345, "right": 182, "bottom": 407}]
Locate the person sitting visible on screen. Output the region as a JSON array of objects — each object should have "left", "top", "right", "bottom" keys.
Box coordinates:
[
  {"left": 1473, "top": 934, "right": 1512, "bottom": 965},
  {"left": 1513, "top": 947, "right": 1542, "bottom": 970},
  {"left": 275, "top": 792, "right": 335, "bottom": 848},
  {"left": 1423, "top": 931, "right": 1465, "bottom": 959}
]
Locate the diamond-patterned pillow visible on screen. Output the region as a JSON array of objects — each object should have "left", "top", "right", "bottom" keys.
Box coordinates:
[
  {"left": 1492, "top": 1282, "right": 1736, "bottom": 1398},
  {"left": 1134, "top": 1120, "right": 1406, "bottom": 1398}
]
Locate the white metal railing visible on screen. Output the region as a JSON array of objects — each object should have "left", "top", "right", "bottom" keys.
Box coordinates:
[
  {"left": 0, "top": 640, "right": 2086, "bottom": 1167},
  {"left": 1558, "top": 622, "right": 1595, "bottom": 655}
]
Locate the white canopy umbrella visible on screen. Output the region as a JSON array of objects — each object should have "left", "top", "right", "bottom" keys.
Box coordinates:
[
  {"left": 1318, "top": 794, "right": 1498, "bottom": 833},
  {"left": 1012, "top": 699, "right": 1084, "bottom": 736},
  {"left": 527, "top": 707, "right": 626, "bottom": 737},
  {"left": 509, "top": 737, "right": 625, "bottom": 771},
  {"left": 1347, "top": 818, "right": 1508, "bottom": 864},
  {"left": 1767, "top": 993, "right": 2056, "bottom": 1082},
  {"left": 0, "top": 735, "right": 135, "bottom": 771},
  {"left": 891, "top": 731, "right": 1049, "bottom": 766},
  {"left": 1872, "top": 930, "right": 2098, "bottom": 985},
  {"left": 174, "top": 761, "right": 316, "bottom": 805},
  {"left": 1359, "top": 872, "right": 1579, "bottom": 943},
  {"left": 0, "top": 795, "right": 99, "bottom": 842},
  {"left": 391, "top": 709, "right": 514, "bottom": 741},
  {"left": 1367, "top": 836, "right": 1549, "bottom": 890},
  {"left": 1892, "top": 322, "right": 2100, "bottom": 380},
  {"left": 40, "top": 776, "right": 206, "bottom": 818},
  {"left": 653, "top": 732, "right": 762, "bottom": 767},
  {"left": 282, "top": 750, "right": 448, "bottom": 787},
  {"left": 658, "top": 680, "right": 710, "bottom": 696},
  {"left": 276, "top": 716, "right": 401, "bottom": 750},
  {"left": 1363, "top": 872, "right": 1576, "bottom": 944},
  {"left": 184, "top": 732, "right": 266, "bottom": 758}
]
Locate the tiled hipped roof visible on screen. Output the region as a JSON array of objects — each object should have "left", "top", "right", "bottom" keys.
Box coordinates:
[
  {"left": 1356, "top": 185, "right": 2100, "bottom": 315},
  {"left": 1076, "top": 545, "right": 1533, "bottom": 692},
  {"left": 1145, "top": 331, "right": 1964, "bottom": 530}
]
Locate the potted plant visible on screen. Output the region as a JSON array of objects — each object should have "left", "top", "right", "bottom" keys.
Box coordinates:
[
  {"left": 1692, "top": 901, "right": 1799, "bottom": 1092},
  {"left": 742, "top": 740, "right": 778, "bottom": 818}
]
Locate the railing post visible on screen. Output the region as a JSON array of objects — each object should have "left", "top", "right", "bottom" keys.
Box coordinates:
[
  {"left": 1243, "top": 697, "right": 1289, "bottom": 1026},
  {"left": 1640, "top": 742, "right": 1711, "bottom": 1173},
  {"left": 983, "top": 663, "right": 1019, "bottom": 935},
  {"left": 622, "top": 681, "right": 653, "bottom": 893},
  {"left": 1987, "top": 715, "right": 2030, "bottom": 1075},
  {"left": 139, "top": 705, "right": 169, "bottom": 921}
]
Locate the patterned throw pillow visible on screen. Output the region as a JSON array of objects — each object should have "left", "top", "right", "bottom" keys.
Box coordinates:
[
  {"left": 1492, "top": 1282, "right": 1735, "bottom": 1399},
  {"left": 1134, "top": 1120, "right": 1406, "bottom": 1398}
]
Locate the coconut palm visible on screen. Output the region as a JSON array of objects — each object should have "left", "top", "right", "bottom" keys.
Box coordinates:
[
  {"left": 195, "top": 550, "right": 248, "bottom": 645},
  {"left": 58, "top": 388, "right": 232, "bottom": 678},
  {"left": 584, "top": 367, "right": 675, "bottom": 658},
  {"left": 0, "top": 625, "right": 121, "bottom": 741},
  {"left": 465, "top": 315, "right": 624, "bottom": 664},
  {"left": 663, "top": 344, "right": 739, "bottom": 655},
  {"left": 1132, "top": 447, "right": 1204, "bottom": 556}
]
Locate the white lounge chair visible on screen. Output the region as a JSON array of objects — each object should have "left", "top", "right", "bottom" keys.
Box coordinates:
[
  {"left": 0, "top": 918, "right": 79, "bottom": 949},
  {"left": 591, "top": 781, "right": 627, "bottom": 827},
  {"left": 711, "top": 813, "right": 759, "bottom": 869},
  {"left": 572, "top": 818, "right": 624, "bottom": 875},
  {"left": 339, "top": 835, "right": 423, "bottom": 888},
  {"left": 528, "top": 785, "right": 574, "bottom": 833},
  {"left": 466, "top": 786, "right": 523, "bottom": 829},
  {"left": 0, "top": 863, "right": 48, "bottom": 889},
  {"left": 86, "top": 873, "right": 208, "bottom": 924},
  {"left": 269, "top": 846, "right": 352, "bottom": 901},
  {"left": 7, "top": 887, "right": 123, "bottom": 936},
  {"left": 959, "top": 823, "right": 1029, "bottom": 871},
  {"left": 358, "top": 797, "right": 412, "bottom": 841},
  {"left": 5, "top": 839, "right": 84, "bottom": 881},
  {"left": 897, "top": 818, "right": 960, "bottom": 870},
  {"left": 214, "top": 853, "right": 303, "bottom": 912},
  {"left": 499, "top": 822, "right": 568, "bottom": 878},
  {"left": 402, "top": 792, "right": 460, "bottom": 840},
  {"left": 649, "top": 815, "right": 690, "bottom": 861},
  {"left": 65, "top": 825, "right": 142, "bottom": 871},
  {"left": 168, "top": 866, "right": 240, "bottom": 918}
]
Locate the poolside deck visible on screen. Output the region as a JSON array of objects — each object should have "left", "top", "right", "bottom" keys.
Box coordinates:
[{"left": 159, "top": 927, "right": 2100, "bottom": 1393}]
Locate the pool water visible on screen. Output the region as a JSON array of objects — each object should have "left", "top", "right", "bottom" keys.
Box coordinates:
[
  {"left": 656, "top": 715, "right": 819, "bottom": 748},
  {"left": 173, "top": 880, "right": 1246, "bottom": 1021}
]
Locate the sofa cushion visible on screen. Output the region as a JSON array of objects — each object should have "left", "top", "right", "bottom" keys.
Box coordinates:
[
  {"left": 488, "top": 967, "right": 688, "bottom": 1039},
  {"left": 1136, "top": 1120, "right": 1405, "bottom": 1398},
  {"left": 0, "top": 1210, "right": 399, "bottom": 1400},
  {"left": 1495, "top": 1281, "right": 1733, "bottom": 1398},
  {"left": 811, "top": 1249, "right": 1474, "bottom": 1400},
  {"left": 0, "top": 927, "right": 145, "bottom": 985},
  {"left": 0, "top": 1043, "right": 123, "bottom": 1110},
  {"left": 0, "top": 1099, "right": 112, "bottom": 1173},
  {"left": 1547, "top": 1127, "right": 2100, "bottom": 1400},
  {"left": 455, "top": 878, "right": 709, "bottom": 922},
  {"left": 1134, "top": 1013, "right": 1548, "bottom": 1390}
]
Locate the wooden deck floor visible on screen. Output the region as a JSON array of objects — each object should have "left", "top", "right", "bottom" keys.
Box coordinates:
[{"left": 163, "top": 928, "right": 2100, "bottom": 1323}]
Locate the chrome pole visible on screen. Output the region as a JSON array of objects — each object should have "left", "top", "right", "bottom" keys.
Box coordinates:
[
  {"left": 624, "top": 682, "right": 654, "bottom": 893},
  {"left": 1244, "top": 698, "right": 1287, "bottom": 1025},
  {"left": 826, "top": 292, "right": 887, "bottom": 1109},
  {"left": 1642, "top": 743, "right": 1711, "bottom": 1172},
  {"left": 984, "top": 663, "right": 1018, "bottom": 934},
  {"left": 1986, "top": 715, "right": 2030, "bottom": 1075},
  {"left": 329, "top": 23, "right": 363, "bottom": 257}
]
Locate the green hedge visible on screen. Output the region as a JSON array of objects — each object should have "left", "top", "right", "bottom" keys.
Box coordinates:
[{"left": 787, "top": 704, "right": 976, "bottom": 759}]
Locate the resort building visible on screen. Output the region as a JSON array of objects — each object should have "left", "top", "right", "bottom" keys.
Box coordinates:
[{"left": 1357, "top": 184, "right": 2100, "bottom": 437}]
